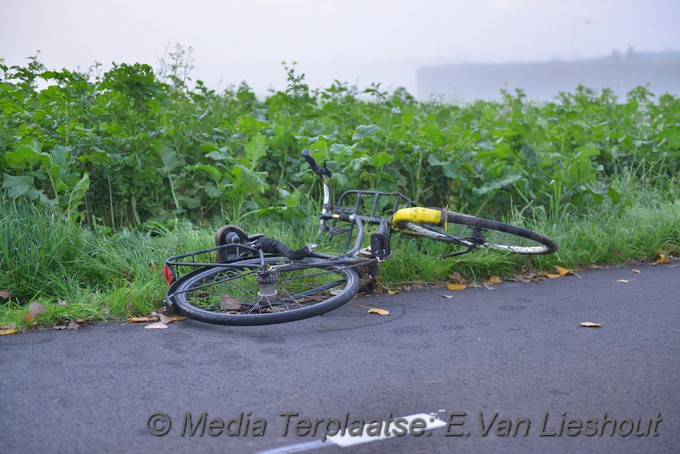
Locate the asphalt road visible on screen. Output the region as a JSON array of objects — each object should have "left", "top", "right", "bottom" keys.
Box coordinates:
[{"left": 1, "top": 263, "right": 678, "bottom": 453}]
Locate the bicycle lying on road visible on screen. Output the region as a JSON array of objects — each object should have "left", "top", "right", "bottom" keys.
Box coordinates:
[{"left": 163, "top": 150, "right": 557, "bottom": 326}]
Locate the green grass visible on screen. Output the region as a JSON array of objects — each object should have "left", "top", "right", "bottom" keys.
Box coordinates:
[{"left": 1, "top": 181, "right": 678, "bottom": 329}]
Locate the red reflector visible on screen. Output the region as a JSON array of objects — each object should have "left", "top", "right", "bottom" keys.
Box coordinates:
[{"left": 162, "top": 264, "right": 175, "bottom": 285}]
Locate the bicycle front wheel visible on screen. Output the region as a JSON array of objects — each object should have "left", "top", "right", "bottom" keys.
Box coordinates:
[
  {"left": 165, "top": 256, "right": 360, "bottom": 326},
  {"left": 404, "top": 211, "right": 557, "bottom": 255}
]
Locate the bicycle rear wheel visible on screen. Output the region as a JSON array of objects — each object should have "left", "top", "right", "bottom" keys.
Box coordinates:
[
  {"left": 165, "top": 256, "right": 360, "bottom": 326},
  {"left": 404, "top": 211, "right": 557, "bottom": 255}
]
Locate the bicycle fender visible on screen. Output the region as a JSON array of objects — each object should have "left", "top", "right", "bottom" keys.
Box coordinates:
[{"left": 391, "top": 207, "right": 445, "bottom": 230}]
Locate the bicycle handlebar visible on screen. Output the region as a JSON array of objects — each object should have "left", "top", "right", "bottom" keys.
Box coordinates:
[{"left": 302, "top": 149, "right": 332, "bottom": 178}]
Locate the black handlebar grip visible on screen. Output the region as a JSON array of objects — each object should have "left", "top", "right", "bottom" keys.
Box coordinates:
[{"left": 301, "top": 149, "right": 331, "bottom": 177}]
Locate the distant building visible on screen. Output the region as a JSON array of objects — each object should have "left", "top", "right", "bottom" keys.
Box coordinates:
[{"left": 417, "top": 50, "right": 680, "bottom": 102}]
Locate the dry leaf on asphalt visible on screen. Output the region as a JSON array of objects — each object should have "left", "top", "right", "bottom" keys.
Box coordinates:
[
  {"left": 367, "top": 308, "right": 390, "bottom": 316},
  {"left": 555, "top": 266, "right": 580, "bottom": 277},
  {"left": 158, "top": 314, "right": 186, "bottom": 324},
  {"left": 580, "top": 321, "right": 606, "bottom": 328},
  {"left": 631, "top": 269, "right": 641, "bottom": 274},
  {"left": 483, "top": 276, "right": 502, "bottom": 286},
  {"left": 654, "top": 253, "right": 672, "bottom": 265},
  {"left": 127, "top": 316, "right": 157, "bottom": 323},
  {"left": 555, "top": 266, "right": 571, "bottom": 276},
  {"left": 446, "top": 284, "right": 466, "bottom": 291},
  {"left": 144, "top": 321, "right": 169, "bottom": 329},
  {"left": 0, "top": 327, "right": 18, "bottom": 336},
  {"left": 387, "top": 289, "right": 398, "bottom": 295},
  {"left": 510, "top": 275, "right": 533, "bottom": 283}
]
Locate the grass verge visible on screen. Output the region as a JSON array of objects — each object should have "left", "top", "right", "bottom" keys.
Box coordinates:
[{"left": 1, "top": 188, "right": 678, "bottom": 330}]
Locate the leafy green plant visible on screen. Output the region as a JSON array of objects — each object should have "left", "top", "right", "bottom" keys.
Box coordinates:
[{"left": 1, "top": 53, "right": 678, "bottom": 231}]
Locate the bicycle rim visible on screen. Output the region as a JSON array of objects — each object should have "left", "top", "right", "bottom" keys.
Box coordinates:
[
  {"left": 166, "top": 256, "right": 360, "bottom": 325},
  {"left": 404, "top": 212, "right": 557, "bottom": 255}
]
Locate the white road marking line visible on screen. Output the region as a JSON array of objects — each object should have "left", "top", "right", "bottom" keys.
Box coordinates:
[
  {"left": 259, "top": 440, "right": 326, "bottom": 454},
  {"left": 259, "top": 412, "right": 447, "bottom": 454},
  {"left": 327, "top": 412, "right": 445, "bottom": 447}
]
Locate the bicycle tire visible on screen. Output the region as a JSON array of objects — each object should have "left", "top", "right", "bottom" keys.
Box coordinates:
[
  {"left": 403, "top": 211, "right": 557, "bottom": 255},
  {"left": 165, "top": 256, "right": 360, "bottom": 326}
]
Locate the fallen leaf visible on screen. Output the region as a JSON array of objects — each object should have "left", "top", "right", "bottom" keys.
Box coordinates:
[
  {"left": 0, "top": 290, "right": 9, "bottom": 299},
  {"left": 0, "top": 328, "right": 18, "bottom": 336},
  {"left": 580, "top": 321, "right": 606, "bottom": 328},
  {"left": 387, "top": 289, "right": 398, "bottom": 295},
  {"left": 442, "top": 295, "right": 454, "bottom": 299},
  {"left": 144, "top": 321, "right": 169, "bottom": 329},
  {"left": 655, "top": 253, "right": 671, "bottom": 264},
  {"left": 555, "top": 266, "right": 572, "bottom": 276},
  {"left": 617, "top": 279, "right": 634, "bottom": 283},
  {"left": 544, "top": 274, "right": 561, "bottom": 279},
  {"left": 448, "top": 272, "right": 465, "bottom": 284},
  {"left": 220, "top": 295, "right": 241, "bottom": 310},
  {"left": 23, "top": 301, "right": 48, "bottom": 323},
  {"left": 159, "top": 314, "right": 179, "bottom": 325},
  {"left": 446, "top": 284, "right": 467, "bottom": 291},
  {"left": 67, "top": 320, "right": 80, "bottom": 330},
  {"left": 483, "top": 276, "right": 502, "bottom": 286},
  {"left": 29, "top": 301, "right": 47, "bottom": 313},
  {"left": 631, "top": 269, "right": 641, "bottom": 274},
  {"left": 510, "top": 275, "right": 532, "bottom": 283},
  {"left": 367, "top": 308, "right": 390, "bottom": 316},
  {"left": 127, "top": 316, "right": 156, "bottom": 323}
]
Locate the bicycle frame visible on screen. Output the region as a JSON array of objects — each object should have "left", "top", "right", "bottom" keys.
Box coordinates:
[{"left": 303, "top": 150, "right": 481, "bottom": 259}]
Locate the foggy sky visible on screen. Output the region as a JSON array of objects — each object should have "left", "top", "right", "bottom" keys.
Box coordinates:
[{"left": 1, "top": 0, "right": 678, "bottom": 94}]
